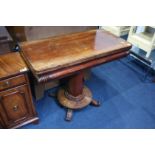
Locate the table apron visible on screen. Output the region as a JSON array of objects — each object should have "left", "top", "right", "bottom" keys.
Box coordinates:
[{"left": 36, "top": 51, "right": 129, "bottom": 83}]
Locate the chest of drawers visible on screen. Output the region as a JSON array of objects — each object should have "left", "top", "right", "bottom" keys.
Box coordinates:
[{"left": 0, "top": 52, "right": 39, "bottom": 128}]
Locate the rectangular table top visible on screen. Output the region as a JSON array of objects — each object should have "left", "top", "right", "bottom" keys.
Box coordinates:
[{"left": 20, "top": 29, "right": 131, "bottom": 76}]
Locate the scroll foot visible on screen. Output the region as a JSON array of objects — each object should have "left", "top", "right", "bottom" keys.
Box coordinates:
[
  {"left": 91, "top": 99, "right": 101, "bottom": 107},
  {"left": 65, "top": 109, "right": 73, "bottom": 121}
]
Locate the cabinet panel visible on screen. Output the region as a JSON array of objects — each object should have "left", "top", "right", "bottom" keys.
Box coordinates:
[{"left": 0, "top": 84, "right": 34, "bottom": 128}]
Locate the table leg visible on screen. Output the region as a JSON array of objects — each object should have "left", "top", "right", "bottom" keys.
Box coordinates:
[
  {"left": 91, "top": 99, "right": 101, "bottom": 107},
  {"left": 66, "top": 109, "right": 73, "bottom": 121},
  {"left": 58, "top": 71, "right": 100, "bottom": 121},
  {"left": 67, "top": 71, "right": 84, "bottom": 96}
]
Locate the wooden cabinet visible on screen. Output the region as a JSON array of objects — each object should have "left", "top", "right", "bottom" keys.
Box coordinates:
[{"left": 0, "top": 52, "right": 39, "bottom": 128}]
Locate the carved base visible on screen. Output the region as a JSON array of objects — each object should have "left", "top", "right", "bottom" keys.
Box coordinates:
[
  {"left": 57, "top": 86, "right": 100, "bottom": 121},
  {"left": 58, "top": 86, "right": 92, "bottom": 110}
]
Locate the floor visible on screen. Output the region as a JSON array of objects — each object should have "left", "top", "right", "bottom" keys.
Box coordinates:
[{"left": 22, "top": 56, "right": 155, "bottom": 129}]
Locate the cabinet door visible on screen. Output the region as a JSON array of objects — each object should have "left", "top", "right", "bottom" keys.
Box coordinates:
[{"left": 0, "top": 84, "right": 34, "bottom": 128}]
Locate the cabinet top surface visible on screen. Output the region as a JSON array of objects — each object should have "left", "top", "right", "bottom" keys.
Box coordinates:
[
  {"left": 0, "top": 52, "right": 27, "bottom": 79},
  {"left": 20, "top": 29, "right": 131, "bottom": 74}
]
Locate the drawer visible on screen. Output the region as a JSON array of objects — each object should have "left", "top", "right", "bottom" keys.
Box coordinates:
[{"left": 0, "top": 74, "right": 26, "bottom": 91}]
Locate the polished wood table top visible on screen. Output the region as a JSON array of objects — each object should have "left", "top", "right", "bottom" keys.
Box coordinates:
[
  {"left": 20, "top": 30, "right": 131, "bottom": 78},
  {"left": 0, "top": 52, "right": 28, "bottom": 80}
]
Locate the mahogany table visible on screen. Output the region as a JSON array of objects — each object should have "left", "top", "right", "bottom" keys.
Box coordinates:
[{"left": 20, "top": 29, "right": 132, "bottom": 121}]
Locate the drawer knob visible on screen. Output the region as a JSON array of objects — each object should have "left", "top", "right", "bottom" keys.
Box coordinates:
[
  {"left": 13, "top": 105, "right": 18, "bottom": 111},
  {"left": 5, "top": 81, "right": 10, "bottom": 87},
  {"left": 0, "top": 81, "right": 10, "bottom": 89}
]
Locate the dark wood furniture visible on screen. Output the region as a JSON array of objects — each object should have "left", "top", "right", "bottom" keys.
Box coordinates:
[
  {"left": 0, "top": 26, "right": 14, "bottom": 55},
  {"left": 6, "top": 26, "right": 97, "bottom": 100},
  {"left": 20, "top": 29, "right": 132, "bottom": 121},
  {"left": 0, "top": 52, "right": 39, "bottom": 128}
]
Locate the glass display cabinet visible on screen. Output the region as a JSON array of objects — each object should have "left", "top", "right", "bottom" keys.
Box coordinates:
[{"left": 128, "top": 26, "right": 155, "bottom": 70}]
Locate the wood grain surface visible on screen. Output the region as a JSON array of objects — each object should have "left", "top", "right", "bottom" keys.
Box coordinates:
[
  {"left": 0, "top": 52, "right": 28, "bottom": 80},
  {"left": 20, "top": 30, "right": 132, "bottom": 75}
]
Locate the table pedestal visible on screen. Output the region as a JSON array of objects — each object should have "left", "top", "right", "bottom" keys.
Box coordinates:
[{"left": 57, "top": 71, "right": 100, "bottom": 121}]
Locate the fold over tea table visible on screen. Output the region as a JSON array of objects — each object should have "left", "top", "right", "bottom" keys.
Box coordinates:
[{"left": 20, "top": 30, "right": 132, "bottom": 121}]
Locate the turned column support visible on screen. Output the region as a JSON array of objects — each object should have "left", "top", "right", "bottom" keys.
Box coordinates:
[{"left": 57, "top": 71, "right": 100, "bottom": 121}]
